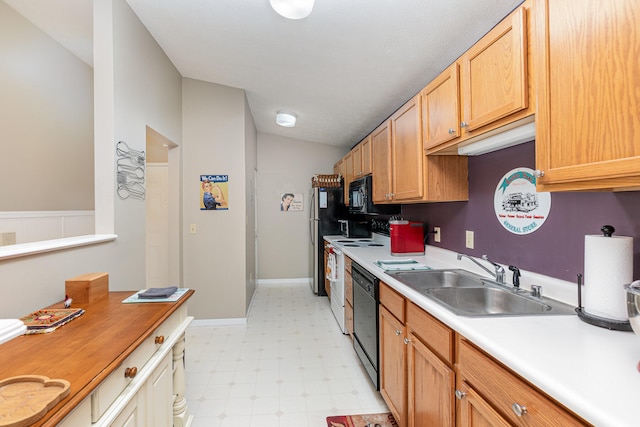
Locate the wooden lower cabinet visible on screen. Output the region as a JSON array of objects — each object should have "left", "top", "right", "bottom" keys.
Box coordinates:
[
  {"left": 407, "top": 332, "right": 455, "bottom": 427},
  {"left": 379, "top": 282, "right": 590, "bottom": 427},
  {"left": 456, "top": 380, "right": 512, "bottom": 427},
  {"left": 456, "top": 337, "right": 589, "bottom": 426},
  {"left": 344, "top": 256, "right": 354, "bottom": 336},
  {"left": 380, "top": 305, "right": 407, "bottom": 425},
  {"left": 379, "top": 282, "right": 455, "bottom": 427}
]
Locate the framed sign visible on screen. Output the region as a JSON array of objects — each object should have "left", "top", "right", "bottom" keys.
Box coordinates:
[
  {"left": 200, "top": 175, "right": 229, "bottom": 210},
  {"left": 280, "top": 193, "right": 303, "bottom": 211},
  {"left": 494, "top": 167, "right": 551, "bottom": 235}
]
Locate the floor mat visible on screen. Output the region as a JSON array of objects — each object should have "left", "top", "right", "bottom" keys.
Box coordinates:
[{"left": 326, "top": 412, "right": 397, "bottom": 427}]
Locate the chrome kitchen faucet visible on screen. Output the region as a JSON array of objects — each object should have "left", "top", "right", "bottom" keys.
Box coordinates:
[{"left": 457, "top": 253, "right": 506, "bottom": 284}]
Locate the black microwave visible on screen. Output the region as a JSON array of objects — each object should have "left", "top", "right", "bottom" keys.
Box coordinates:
[{"left": 348, "top": 175, "right": 400, "bottom": 215}]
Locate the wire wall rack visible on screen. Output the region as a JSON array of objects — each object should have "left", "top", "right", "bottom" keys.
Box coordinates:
[{"left": 116, "top": 141, "right": 146, "bottom": 200}]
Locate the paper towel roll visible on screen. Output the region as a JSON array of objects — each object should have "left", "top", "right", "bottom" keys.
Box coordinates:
[{"left": 583, "top": 234, "right": 633, "bottom": 321}]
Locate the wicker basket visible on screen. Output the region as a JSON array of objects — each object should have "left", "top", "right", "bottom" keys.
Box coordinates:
[{"left": 311, "top": 174, "right": 342, "bottom": 188}]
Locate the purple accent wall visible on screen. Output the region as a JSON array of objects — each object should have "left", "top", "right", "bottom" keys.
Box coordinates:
[{"left": 402, "top": 141, "right": 640, "bottom": 283}]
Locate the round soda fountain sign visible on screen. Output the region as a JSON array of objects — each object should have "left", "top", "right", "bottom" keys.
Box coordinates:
[{"left": 494, "top": 167, "right": 551, "bottom": 235}]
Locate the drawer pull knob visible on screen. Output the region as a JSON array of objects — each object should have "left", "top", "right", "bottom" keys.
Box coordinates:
[
  {"left": 155, "top": 335, "right": 165, "bottom": 345},
  {"left": 511, "top": 402, "right": 527, "bottom": 417},
  {"left": 534, "top": 169, "right": 545, "bottom": 178},
  {"left": 403, "top": 337, "right": 411, "bottom": 345},
  {"left": 455, "top": 389, "right": 466, "bottom": 400},
  {"left": 395, "top": 329, "right": 402, "bottom": 336},
  {"left": 460, "top": 121, "right": 469, "bottom": 128},
  {"left": 448, "top": 128, "right": 455, "bottom": 134},
  {"left": 124, "top": 367, "right": 138, "bottom": 379}
]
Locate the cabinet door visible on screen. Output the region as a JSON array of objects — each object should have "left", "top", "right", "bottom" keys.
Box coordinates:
[
  {"left": 391, "top": 95, "right": 424, "bottom": 201},
  {"left": 352, "top": 144, "right": 363, "bottom": 178},
  {"left": 534, "top": 0, "right": 640, "bottom": 190},
  {"left": 379, "top": 306, "right": 407, "bottom": 426},
  {"left": 333, "top": 159, "right": 343, "bottom": 176},
  {"left": 461, "top": 6, "right": 527, "bottom": 132},
  {"left": 323, "top": 247, "right": 331, "bottom": 299},
  {"left": 343, "top": 152, "right": 353, "bottom": 205},
  {"left": 371, "top": 120, "right": 393, "bottom": 203},
  {"left": 407, "top": 333, "right": 455, "bottom": 427},
  {"left": 361, "top": 136, "right": 372, "bottom": 175},
  {"left": 111, "top": 394, "right": 144, "bottom": 427},
  {"left": 456, "top": 381, "right": 511, "bottom": 427},
  {"left": 146, "top": 353, "right": 173, "bottom": 427},
  {"left": 422, "top": 63, "right": 461, "bottom": 150}
]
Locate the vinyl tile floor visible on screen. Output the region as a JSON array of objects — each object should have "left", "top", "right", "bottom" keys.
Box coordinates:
[{"left": 184, "top": 281, "right": 389, "bottom": 427}]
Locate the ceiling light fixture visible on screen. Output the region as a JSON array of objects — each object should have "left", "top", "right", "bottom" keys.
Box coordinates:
[
  {"left": 269, "top": 0, "right": 315, "bottom": 20},
  {"left": 276, "top": 111, "right": 297, "bottom": 127}
]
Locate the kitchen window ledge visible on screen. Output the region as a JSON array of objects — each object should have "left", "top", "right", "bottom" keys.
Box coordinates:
[{"left": 0, "top": 234, "right": 117, "bottom": 261}]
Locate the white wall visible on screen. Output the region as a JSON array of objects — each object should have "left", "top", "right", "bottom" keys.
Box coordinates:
[
  {"left": 182, "top": 78, "right": 255, "bottom": 319},
  {"left": 257, "top": 133, "right": 346, "bottom": 280},
  {"left": 244, "top": 95, "right": 258, "bottom": 308},
  {"left": 0, "top": 0, "right": 182, "bottom": 318},
  {"left": 0, "top": 2, "right": 94, "bottom": 211}
]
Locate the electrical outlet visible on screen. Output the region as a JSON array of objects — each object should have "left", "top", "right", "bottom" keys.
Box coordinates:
[
  {"left": 434, "top": 227, "right": 441, "bottom": 243},
  {"left": 465, "top": 230, "right": 474, "bottom": 249},
  {"left": 190, "top": 224, "right": 197, "bottom": 234},
  {"left": 0, "top": 232, "right": 16, "bottom": 246}
]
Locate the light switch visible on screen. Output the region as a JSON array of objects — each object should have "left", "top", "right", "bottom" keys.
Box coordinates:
[{"left": 190, "top": 224, "right": 197, "bottom": 234}]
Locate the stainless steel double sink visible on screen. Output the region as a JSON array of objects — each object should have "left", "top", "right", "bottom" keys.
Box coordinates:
[{"left": 388, "top": 269, "right": 575, "bottom": 317}]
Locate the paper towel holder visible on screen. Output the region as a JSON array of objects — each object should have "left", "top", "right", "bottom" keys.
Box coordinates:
[{"left": 576, "top": 272, "right": 633, "bottom": 331}]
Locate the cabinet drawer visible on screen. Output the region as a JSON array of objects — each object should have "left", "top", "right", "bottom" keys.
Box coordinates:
[
  {"left": 91, "top": 306, "right": 185, "bottom": 422},
  {"left": 406, "top": 302, "right": 454, "bottom": 364},
  {"left": 457, "top": 337, "right": 589, "bottom": 426},
  {"left": 379, "top": 281, "right": 405, "bottom": 322}
]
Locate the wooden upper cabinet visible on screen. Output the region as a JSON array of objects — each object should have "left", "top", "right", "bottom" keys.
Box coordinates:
[
  {"left": 352, "top": 144, "right": 363, "bottom": 178},
  {"left": 371, "top": 120, "right": 393, "bottom": 203},
  {"left": 460, "top": 6, "right": 528, "bottom": 133},
  {"left": 343, "top": 151, "right": 353, "bottom": 205},
  {"left": 361, "top": 136, "right": 372, "bottom": 176},
  {"left": 391, "top": 94, "right": 424, "bottom": 201},
  {"left": 333, "top": 158, "right": 343, "bottom": 176},
  {"left": 534, "top": 0, "right": 640, "bottom": 191},
  {"left": 422, "top": 63, "right": 461, "bottom": 150}
]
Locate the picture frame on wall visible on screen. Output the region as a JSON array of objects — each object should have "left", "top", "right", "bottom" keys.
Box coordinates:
[
  {"left": 200, "top": 175, "right": 229, "bottom": 210},
  {"left": 280, "top": 193, "right": 303, "bottom": 212}
]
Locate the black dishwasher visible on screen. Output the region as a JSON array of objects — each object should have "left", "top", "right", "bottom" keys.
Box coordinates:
[{"left": 351, "top": 262, "right": 380, "bottom": 390}]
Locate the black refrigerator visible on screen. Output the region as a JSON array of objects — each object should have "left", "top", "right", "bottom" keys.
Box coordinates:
[{"left": 309, "top": 186, "right": 345, "bottom": 295}]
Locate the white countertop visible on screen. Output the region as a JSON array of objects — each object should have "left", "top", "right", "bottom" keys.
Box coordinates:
[{"left": 325, "top": 234, "right": 640, "bottom": 427}]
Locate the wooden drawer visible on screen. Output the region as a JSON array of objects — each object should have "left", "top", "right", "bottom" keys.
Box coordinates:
[
  {"left": 406, "top": 302, "right": 454, "bottom": 364},
  {"left": 344, "top": 270, "right": 353, "bottom": 305},
  {"left": 91, "top": 306, "right": 185, "bottom": 422},
  {"left": 457, "top": 337, "right": 589, "bottom": 426},
  {"left": 379, "top": 281, "right": 405, "bottom": 322}
]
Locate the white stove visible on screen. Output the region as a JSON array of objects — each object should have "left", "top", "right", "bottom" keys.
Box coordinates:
[{"left": 333, "top": 238, "right": 385, "bottom": 248}]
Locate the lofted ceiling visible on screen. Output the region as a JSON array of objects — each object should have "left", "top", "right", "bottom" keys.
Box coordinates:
[{"left": 7, "top": 0, "right": 523, "bottom": 149}]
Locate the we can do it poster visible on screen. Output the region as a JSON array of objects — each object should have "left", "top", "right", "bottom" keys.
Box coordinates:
[{"left": 200, "top": 175, "right": 228, "bottom": 210}]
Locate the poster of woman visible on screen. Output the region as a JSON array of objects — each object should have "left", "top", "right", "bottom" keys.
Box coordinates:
[
  {"left": 280, "top": 193, "right": 303, "bottom": 211},
  {"left": 200, "top": 175, "right": 229, "bottom": 210}
]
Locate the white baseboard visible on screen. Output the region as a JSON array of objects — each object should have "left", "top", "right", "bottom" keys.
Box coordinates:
[
  {"left": 257, "top": 278, "right": 311, "bottom": 285},
  {"left": 189, "top": 318, "right": 247, "bottom": 327}
]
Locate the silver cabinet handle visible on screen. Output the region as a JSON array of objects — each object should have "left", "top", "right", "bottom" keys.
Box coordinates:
[
  {"left": 534, "top": 169, "right": 545, "bottom": 178},
  {"left": 448, "top": 128, "right": 455, "bottom": 134},
  {"left": 460, "top": 121, "right": 469, "bottom": 128},
  {"left": 455, "top": 390, "right": 466, "bottom": 400},
  {"left": 511, "top": 402, "right": 527, "bottom": 417},
  {"left": 403, "top": 337, "right": 411, "bottom": 345},
  {"left": 395, "top": 329, "right": 402, "bottom": 336}
]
